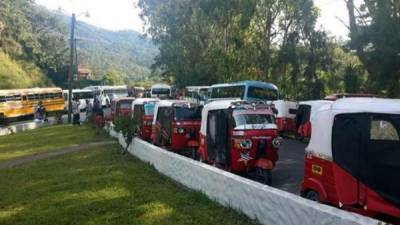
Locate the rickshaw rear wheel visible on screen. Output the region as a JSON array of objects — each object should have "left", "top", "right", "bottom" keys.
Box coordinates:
[
  {"left": 304, "top": 190, "right": 319, "bottom": 202},
  {"left": 259, "top": 169, "right": 272, "bottom": 185}
]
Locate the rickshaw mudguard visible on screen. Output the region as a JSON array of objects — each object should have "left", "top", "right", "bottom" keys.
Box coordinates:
[
  {"left": 187, "top": 140, "right": 199, "bottom": 148},
  {"left": 255, "top": 158, "right": 274, "bottom": 170},
  {"left": 301, "top": 178, "right": 329, "bottom": 203}
]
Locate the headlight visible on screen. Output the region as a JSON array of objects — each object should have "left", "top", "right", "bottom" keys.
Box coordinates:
[
  {"left": 272, "top": 137, "right": 283, "bottom": 148},
  {"left": 178, "top": 128, "right": 185, "bottom": 134},
  {"left": 174, "top": 127, "right": 186, "bottom": 134},
  {"left": 233, "top": 139, "right": 252, "bottom": 149}
]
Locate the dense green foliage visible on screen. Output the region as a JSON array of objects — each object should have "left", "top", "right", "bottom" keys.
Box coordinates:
[
  {"left": 0, "top": 0, "right": 68, "bottom": 89},
  {"left": 0, "top": 0, "right": 158, "bottom": 89},
  {"left": 71, "top": 17, "right": 158, "bottom": 83},
  {"left": 138, "top": 0, "right": 399, "bottom": 99},
  {"left": 346, "top": 0, "right": 400, "bottom": 97}
]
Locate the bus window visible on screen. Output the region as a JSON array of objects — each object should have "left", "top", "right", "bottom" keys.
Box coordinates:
[
  {"left": 247, "top": 86, "right": 278, "bottom": 101},
  {"left": 5, "top": 95, "right": 21, "bottom": 101},
  {"left": 0, "top": 96, "right": 6, "bottom": 102},
  {"left": 210, "top": 86, "right": 245, "bottom": 99},
  {"left": 152, "top": 88, "right": 170, "bottom": 95}
]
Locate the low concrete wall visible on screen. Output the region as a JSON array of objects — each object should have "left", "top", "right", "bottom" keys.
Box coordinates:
[
  {"left": 0, "top": 117, "right": 66, "bottom": 136},
  {"left": 107, "top": 127, "right": 379, "bottom": 225}
]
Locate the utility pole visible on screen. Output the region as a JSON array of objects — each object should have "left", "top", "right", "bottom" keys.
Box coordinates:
[{"left": 67, "top": 14, "right": 76, "bottom": 124}]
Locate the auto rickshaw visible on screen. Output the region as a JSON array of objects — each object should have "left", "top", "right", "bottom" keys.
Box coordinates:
[
  {"left": 198, "top": 100, "right": 282, "bottom": 185},
  {"left": 301, "top": 98, "right": 400, "bottom": 220},
  {"left": 151, "top": 100, "right": 202, "bottom": 156},
  {"left": 273, "top": 100, "right": 298, "bottom": 134},
  {"left": 295, "top": 100, "right": 332, "bottom": 139},
  {"left": 109, "top": 97, "right": 135, "bottom": 122},
  {"left": 132, "top": 98, "right": 159, "bottom": 141}
]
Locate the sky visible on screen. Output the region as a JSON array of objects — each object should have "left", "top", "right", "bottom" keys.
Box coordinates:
[{"left": 35, "top": 0, "right": 353, "bottom": 38}]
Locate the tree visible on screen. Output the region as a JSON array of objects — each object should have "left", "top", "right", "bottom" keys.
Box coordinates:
[
  {"left": 103, "top": 70, "right": 123, "bottom": 85},
  {"left": 346, "top": 0, "right": 400, "bottom": 97}
]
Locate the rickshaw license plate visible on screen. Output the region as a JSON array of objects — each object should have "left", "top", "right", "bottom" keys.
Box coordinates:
[{"left": 312, "top": 164, "right": 323, "bottom": 175}]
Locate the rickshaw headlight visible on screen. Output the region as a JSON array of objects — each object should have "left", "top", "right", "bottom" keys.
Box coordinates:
[
  {"left": 175, "top": 127, "right": 185, "bottom": 134},
  {"left": 272, "top": 137, "right": 283, "bottom": 148},
  {"left": 233, "top": 139, "right": 252, "bottom": 150}
]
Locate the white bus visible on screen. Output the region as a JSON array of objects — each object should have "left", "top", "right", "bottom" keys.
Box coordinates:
[
  {"left": 84, "top": 85, "right": 128, "bottom": 107},
  {"left": 150, "top": 84, "right": 172, "bottom": 99},
  {"left": 63, "top": 89, "right": 94, "bottom": 111},
  {"left": 185, "top": 86, "right": 209, "bottom": 105}
]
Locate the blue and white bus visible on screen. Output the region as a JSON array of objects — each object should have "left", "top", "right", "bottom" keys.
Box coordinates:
[{"left": 208, "top": 80, "right": 278, "bottom": 103}]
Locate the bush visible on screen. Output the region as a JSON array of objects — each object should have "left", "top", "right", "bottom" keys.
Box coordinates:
[{"left": 113, "top": 114, "right": 140, "bottom": 154}]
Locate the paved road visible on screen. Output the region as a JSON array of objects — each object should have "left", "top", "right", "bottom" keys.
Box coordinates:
[{"left": 272, "top": 139, "right": 307, "bottom": 195}]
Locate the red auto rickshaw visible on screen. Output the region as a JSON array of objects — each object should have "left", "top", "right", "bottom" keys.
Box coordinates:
[
  {"left": 132, "top": 98, "right": 159, "bottom": 141},
  {"left": 273, "top": 100, "right": 298, "bottom": 134},
  {"left": 110, "top": 97, "right": 135, "bottom": 122},
  {"left": 301, "top": 98, "right": 400, "bottom": 220},
  {"left": 295, "top": 100, "right": 332, "bottom": 139},
  {"left": 197, "top": 100, "right": 282, "bottom": 185},
  {"left": 151, "top": 100, "right": 202, "bottom": 156}
]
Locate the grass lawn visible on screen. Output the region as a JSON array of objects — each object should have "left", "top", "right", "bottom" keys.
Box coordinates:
[
  {"left": 0, "top": 124, "right": 109, "bottom": 162},
  {"left": 0, "top": 144, "right": 257, "bottom": 225}
]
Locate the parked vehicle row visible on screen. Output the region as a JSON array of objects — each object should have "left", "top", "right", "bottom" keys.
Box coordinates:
[
  {"left": 109, "top": 88, "right": 399, "bottom": 221},
  {"left": 110, "top": 93, "right": 282, "bottom": 185}
]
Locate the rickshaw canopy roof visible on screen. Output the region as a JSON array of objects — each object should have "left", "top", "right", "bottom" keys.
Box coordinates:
[
  {"left": 273, "top": 100, "right": 298, "bottom": 118},
  {"left": 306, "top": 98, "right": 400, "bottom": 159},
  {"left": 133, "top": 98, "right": 159, "bottom": 105},
  {"left": 299, "top": 100, "right": 332, "bottom": 120}
]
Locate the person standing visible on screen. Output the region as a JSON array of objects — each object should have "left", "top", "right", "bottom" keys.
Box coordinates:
[
  {"left": 72, "top": 97, "right": 80, "bottom": 125},
  {"left": 85, "top": 99, "right": 93, "bottom": 122},
  {"left": 34, "top": 101, "right": 47, "bottom": 123}
]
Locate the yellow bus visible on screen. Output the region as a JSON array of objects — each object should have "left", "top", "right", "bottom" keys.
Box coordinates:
[{"left": 0, "top": 88, "right": 65, "bottom": 124}]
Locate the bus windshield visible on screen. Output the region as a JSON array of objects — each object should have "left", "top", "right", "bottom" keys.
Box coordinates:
[
  {"left": 173, "top": 107, "right": 202, "bottom": 121},
  {"left": 247, "top": 86, "right": 278, "bottom": 101},
  {"left": 152, "top": 88, "right": 170, "bottom": 95},
  {"left": 210, "top": 85, "right": 245, "bottom": 99},
  {"left": 74, "top": 92, "right": 94, "bottom": 99}
]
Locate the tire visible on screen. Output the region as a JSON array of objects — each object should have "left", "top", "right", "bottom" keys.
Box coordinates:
[
  {"left": 191, "top": 148, "right": 198, "bottom": 160},
  {"left": 304, "top": 190, "right": 320, "bottom": 202},
  {"left": 258, "top": 169, "right": 272, "bottom": 185}
]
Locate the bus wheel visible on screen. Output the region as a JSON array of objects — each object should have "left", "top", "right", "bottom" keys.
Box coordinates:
[{"left": 304, "top": 190, "right": 320, "bottom": 202}]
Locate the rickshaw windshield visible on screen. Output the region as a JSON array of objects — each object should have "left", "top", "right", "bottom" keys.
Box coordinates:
[
  {"left": 119, "top": 101, "right": 132, "bottom": 109},
  {"left": 144, "top": 104, "right": 155, "bottom": 116},
  {"left": 173, "top": 107, "right": 202, "bottom": 121},
  {"left": 233, "top": 111, "right": 275, "bottom": 129}
]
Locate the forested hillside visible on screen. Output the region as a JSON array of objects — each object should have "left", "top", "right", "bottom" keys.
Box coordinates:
[
  {"left": 72, "top": 19, "right": 157, "bottom": 82},
  {"left": 138, "top": 0, "right": 400, "bottom": 99},
  {"left": 0, "top": 0, "right": 157, "bottom": 89},
  {"left": 0, "top": 0, "right": 68, "bottom": 89}
]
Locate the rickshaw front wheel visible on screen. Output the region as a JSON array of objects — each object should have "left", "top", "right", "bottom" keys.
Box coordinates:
[
  {"left": 304, "top": 190, "right": 319, "bottom": 202},
  {"left": 259, "top": 169, "right": 272, "bottom": 185}
]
